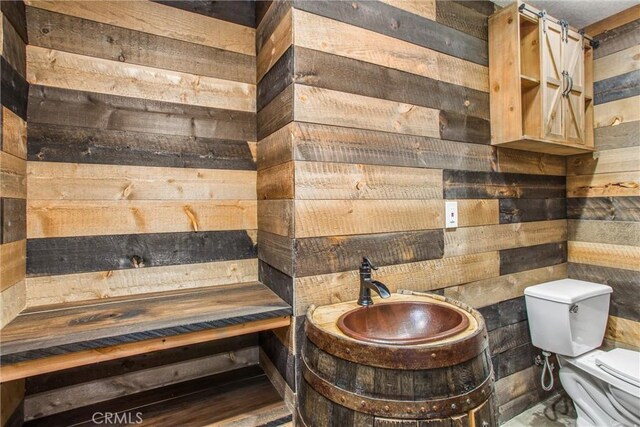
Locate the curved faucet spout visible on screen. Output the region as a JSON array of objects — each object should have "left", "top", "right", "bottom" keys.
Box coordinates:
[{"left": 370, "top": 280, "right": 391, "bottom": 299}]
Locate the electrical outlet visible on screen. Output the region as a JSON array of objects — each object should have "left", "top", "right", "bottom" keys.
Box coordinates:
[{"left": 445, "top": 201, "right": 458, "bottom": 229}]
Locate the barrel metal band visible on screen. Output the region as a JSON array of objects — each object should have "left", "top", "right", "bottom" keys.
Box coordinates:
[{"left": 302, "top": 355, "right": 494, "bottom": 419}]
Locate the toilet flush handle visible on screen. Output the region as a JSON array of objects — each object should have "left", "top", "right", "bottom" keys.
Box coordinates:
[{"left": 569, "top": 304, "right": 579, "bottom": 314}]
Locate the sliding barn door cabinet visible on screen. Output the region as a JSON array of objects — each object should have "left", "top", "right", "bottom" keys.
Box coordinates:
[{"left": 489, "top": 1, "right": 595, "bottom": 155}]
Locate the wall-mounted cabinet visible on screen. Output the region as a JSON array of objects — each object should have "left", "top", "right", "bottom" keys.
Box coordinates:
[{"left": 489, "top": 1, "right": 594, "bottom": 155}]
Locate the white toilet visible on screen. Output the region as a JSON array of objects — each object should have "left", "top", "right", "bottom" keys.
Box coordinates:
[{"left": 525, "top": 279, "right": 640, "bottom": 427}]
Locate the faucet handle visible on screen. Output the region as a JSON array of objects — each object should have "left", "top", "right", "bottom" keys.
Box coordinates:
[{"left": 361, "top": 257, "right": 378, "bottom": 271}]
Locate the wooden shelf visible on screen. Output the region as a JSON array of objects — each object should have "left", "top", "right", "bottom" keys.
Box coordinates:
[
  {"left": 520, "top": 74, "right": 540, "bottom": 89},
  {"left": 494, "top": 136, "right": 596, "bottom": 155},
  {"left": 0, "top": 282, "right": 291, "bottom": 381},
  {"left": 25, "top": 367, "right": 293, "bottom": 427}
]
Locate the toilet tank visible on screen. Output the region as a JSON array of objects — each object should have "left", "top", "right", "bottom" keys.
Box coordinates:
[{"left": 525, "top": 279, "right": 612, "bottom": 357}]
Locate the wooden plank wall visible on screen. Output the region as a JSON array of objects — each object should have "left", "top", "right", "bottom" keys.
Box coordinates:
[
  {"left": 256, "top": 1, "right": 568, "bottom": 423},
  {"left": 567, "top": 14, "right": 640, "bottom": 349},
  {"left": 16, "top": 1, "right": 263, "bottom": 423},
  {"left": 0, "top": 2, "right": 28, "bottom": 424}
]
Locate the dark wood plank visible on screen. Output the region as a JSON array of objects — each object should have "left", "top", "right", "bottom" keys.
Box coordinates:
[
  {"left": 594, "top": 69, "right": 640, "bottom": 105},
  {"left": 257, "top": 231, "right": 294, "bottom": 277},
  {"left": 439, "top": 110, "right": 490, "bottom": 144},
  {"left": 436, "top": 0, "right": 488, "bottom": 40},
  {"left": 0, "top": 282, "right": 291, "bottom": 361},
  {"left": 479, "top": 297, "right": 527, "bottom": 332},
  {"left": 453, "top": 1, "right": 495, "bottom": 16},
  {"left": 27, "top": 230, "right": 257, "bottom": 277},
  {"left": 500, "top": 242, "right": 567, "bottom": 275},
  {"left": 492, "top": 342, "right": 536, "bottom": 380},
  {"left": 28, "top": 85, "right": 256, "bottom": 142},
  {"left": 593, "top": 19, "right": 640, "bottom": 59},
  {"left": 259, "top": 260, "right": 293, "bottom": 306},
  {"left": 295, "top": 230, "right": 444, "bottom": 277},
  {"left": 26, "top": 7, "right": 255, "bottom": 84},
  {"left": 0, "top": 0, "right": 27, "bottom": 43},
  {"left": 151, "top": 0, "right": 255, "bottom": 27},
  {"left": 257, "top": 83, "right": 294, "bottom": 140},
  {"left": 567, "top": 196, "right": 640, "bottom": 221},
  {"left": 2, "top": 14, "right": 26, "bottom": 77},
  {"left": 259, "top": 330, "right": 296, "bottom": 391},
  {"left": 569, "top": 262, "right": 640, "bottom": 322},
  {"left": 444, "top": 171, "right": 566, "bottom": 199},
  {"left": 255, "top": 1, "right": 273, "bottom": 27},
  {"left": 499, "top": 198, "right": 566, "bottom": 223},
  {"left": 256, "top": 0, "right": 291, "bottom": 54},
  {"left": 0, "top": 197, "right": 25, "bottom": 244},
  {"left": 489, "top": 321, "right": 530, "bottom": 355},
  {"left": 293, "top": 46, "right": 490, "bottom": 120},
  {"left": 27, "top": 123, "right": 256, "bottom": 170},
  {"left": 595, "top": 120, "right": 640, "bottom": 150},
  {"left": 257, "top": 45, "right": 293, "bottom": 111},
  {"left": 293, "top": 0, "right": 488, "bottom": 65},
  {"left": 1, "top": 57, "right": 28, "bottom": 121},
  {"left": 25, "top": 335, "right": 256, "bottom": 394}
]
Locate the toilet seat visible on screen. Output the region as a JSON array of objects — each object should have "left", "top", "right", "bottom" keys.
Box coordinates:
[
  {"left": 596, "top": 349, "right": 640, "bottom": 389},
  {"left": 562, "top": 350, "right": 640, "bottom": 398}
]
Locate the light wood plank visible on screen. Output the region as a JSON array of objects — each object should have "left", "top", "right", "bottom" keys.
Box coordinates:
[
  {"left": 594, "top": 45, "right": 640, "bottom": 82},
  {"left": 444, "top": 263, "right": 568, "bottom": 309},
  {"left": 595, "top": 96, "right": 640, "bottom": 128},
  {"left": 457, "top": 199, "right": 500, "bottom": 227},
  {"left": 379, "top": 0, "right": 436, "bottom": 20},
  {"left": 567, "top": 171, "right": 640, "bottom": 198},
  {"left": 294, "top": 162, "right": 443, "bottom": 200},
  {"left": 294, "top": 85, "right": 440, "bottom": 138},
  {"left": 295, "top": 251, "right": 499, "bottom": 316},
  {"left": 1, "top": 106, "right": 27, "bottom": 160},
  {"left": 256, "top": 123, "right": 294, "bottom": 170},
  {"left": 0, "top": 239, "right": 26, "bottom": 292},
  {"left": 568, "top": 241, "right": 640, "bottom": 271},
  {"left": 606, "top": 315, "right": 640, "bottom": 348},
  {"left": 567, "top": 146, "right": 640, "bottom": 176},
  {"left": 444, "top": 220, "right": 567, "bottom": 257},
  {"left": 495, "top": 147, "right": 566, "bottom": 176},
  {"left": 292, "top": 9, "right": 488, "bottom": 92},
  {"left": 569, "top": 219, "right": 640, "bottom": 247},
  {"left": 584, "top": 4, "right": 640, "bottom": 36},
  {"left": 295, "top": 199, "right": 443, "bottom": 238},
  {"left": 24, "top": 0, "right": 255, "bottom": 55},
  {"left": 257, "top": 161, "right": 294, "bottom": 200},
  {"left": 0, "top": 279, "right": 26, "bottom": 328},
  {"left": 27, "top": 200, "right": 257, "bottom": 238},
  {"left": 0, "top": 151, "right": 26, "bottom": 199},
  {"left": 26, "top": 258, "right": 258, "bottom": 308},
  {"left": 256, "top": 7, "right": 292, "bottom": 82},
  {"left": 27, "top": 162, "right": 257, "bottom": 201},
  {"left": 257, "top": 200, "right": 294, "bottom": 237},
  {"left": 27, "top": 46, "right": 256, "bottom": 112}
]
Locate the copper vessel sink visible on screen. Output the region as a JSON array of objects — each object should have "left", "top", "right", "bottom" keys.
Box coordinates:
[{"left": 337, "top": 301, "right": 469, "bottom": 345}]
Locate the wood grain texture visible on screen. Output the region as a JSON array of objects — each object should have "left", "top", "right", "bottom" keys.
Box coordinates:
[
  {"left": 152, "top": 0, "right": 255, "bottom": 28},
  {"left": 256, "top": 7, "right": 292, "bottom": 82},
  {"left": 567, "top": 146, "right": 640, "bottom": 176},
  {"left": 257, "top": 45, "right": 293, "bottom": 112},
  {"left": 26, "top": 258, "right": 258, "bottom": 308},
  {"left": 568, "top": 219, "right": 640, "bottom": 247},
  {"left": 256, "top": 123, "right": 294, "bottom": 170},
  {"left": 594, "top": 45, "right": 640, "bottom": 82},
  {"left": 1, "top": 0, "right": 27, "bottom": 43},
  {"left": 27, "top": 46, "right": 256, "bottom": 112},
  {"left": 500, "top": 242, "right": 567, "bottom": 275},
  {"left": 27, "top": 200, "right": 257, "bottom": 238},
  {"left": 28, "top": 85, "right": 256, "bottom": 142},
  {"left": 606, "top": 315, "right": 640, "bottom": 348},
  {"left": 24, "top": 0, "right": 255, "bottom": 55},
  {"left": 379, "top": 0, "right": 435, "bottom": 21},
  {"left": 0, "top": 239, "right": 26, "bottom": 291},
  {"left": 494, "top": 148, "right": 566, "bottom": 176},
  {"left": 292, "top": 9, "right": 489, "bottom": 93},
  {"left": 257, "top": 161, "right": 294, "bottom": 200},
  {"left": 569, "top": 241, "right": 640, "bottom": 272},
  {"left": 294, "top": 199, "right": 443, "bottom": 238},
  {"left": 438, "top": 110, "right": 491, "bottom": 144},
  {"left": 258, "top": 231, "right": 294, "bottom": 277},
  {"left": 594, "top": 96, "right": 640, "bottom": 128},
  {"left": 499, "top": 198, "right": 566, "bottom": 223},
  {"left": 593, "top": 19, "right": 640, "bottom": 60},
  {"left": 27, "top": 162, "right": 256, "bottom": 201},
  {"left": 567, "top": 196, "right": 640, "bottom": 221},
  {"left": 0, "top": 151, "right": 26, "bottom": 199},
  {"left": 567, "top": 171, "right": 640, "bottom": 198},
  {"left": 294, "top": 85, "right": 440, "bottom": 139},
  {"left": 295, "top": 230, "right": 444, "bottom": 277},
  {"left": 257, "top": 83, "right": 293, "bottom": 140},
  {"left": 2, "top": 106, "right": 27, "bottom": 159},
  {"left": 27, "top": 123, "right": 256, "bottom": 170},
  {"left": 0, "top": 379, "right": 24, "bottom": 427},
  {"left": 255, "top": 0, "right": 291, "bottom": 53},
  {"left": 295, "top": 251, "right": 499, "bottom": 316},
  {"left": 444, "top": 171, "right": 566, "bottom": 199},
  {"left": 594, "top": 121, "right": 640, "bottom": 150},
  {"left": 259, "top": 330, "right": 296, "bottom": 391},
  {"left": 1, "top": 56, "right": 28, "bottom": 120},
  {"left": 294, "top": 0, "right": 487, "bottom": 65},
  {"left": 2, "top": 14, "right": 26, "bottom": 77},
  {"left": 444, "top": 220, "right": 567, "bottom": 257},
  {"left": 258, "top": 200, "right": 293, "bottom": 237},
  {"left": 457, "top": 199, "right": 500, "bottom": 227},
  {"left": 0, "top": 278, "right": 26, "bottom": 328},
  {"left": 435, "top": 0, "right": 488, "bottom": 41},
  {"left": 594, "top": 70, "right": 640, "bottom": 105},
  {"left": 259, "top": 260, "right": 293, "bottom": 306},
  {"left": 1, "top": 197, "right": 26, "bottom": 243},
  {"left": 25, "top": 6, "right": 256, "bottom": 84}
]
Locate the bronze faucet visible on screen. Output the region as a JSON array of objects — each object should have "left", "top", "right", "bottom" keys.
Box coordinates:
[{"left": 358, "top": 257, "right": 391, "bottom": 306}]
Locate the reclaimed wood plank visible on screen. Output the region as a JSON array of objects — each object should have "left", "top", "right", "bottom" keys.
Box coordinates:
[
  {"left": 594, "top": 70, "right": 640, "bottom": 105},
  {"left": 456, "top": 199, "right": 500, "bottom": 227},
  {"left": 568, "top": 219, "right": 640, "bottom": 246},
  {"left": 567, "top": 146, "right": 640, "bottom": 175},
  {"left": 2, "top": 106, "right": 27, "bottom": 159},
  {"left": 26, "top": 6, "right": 256, "bottom": 84},
  {"left": 594, "top": 96, "right": 640, "bottom": 128},
  {"left": 606, "top": 315, "right": 640, "bottom": 348},
  {"left": 0, "top": 379, "right": 24, "bottom": 427},
  {"left": 255, "top": 0, "right": 291, "bottom": 54},
  {"left": 257, "top": 161, "right": 294, "bottom": 200},
  {"left": 569, "top": 241, "right": 640, "bottom": 271},
  {"left": 594, "top": 121, "right": 640, "bottom": 150},
  {"left": 257, "top": 200, "right": 294, "bottom": 237},
  {"left": 500, "top": 242, "right": 567, "bottom": 275},
  {"left": 454, "top": 1, "right": 495, "bottom": 16},
  {"left": 26, "top": 258, "right": 258, "bottom": 308},
  {"left": 567, "top": 196, "right": 640, "bottom": 221},
  {"left": 258, "top": 231, "right": 294, "bottom": 277},
  {"left": 2, "top": 14, "right": 26, "bottom": 77},
  {"left": 594, "top": 45, "right": 640, "bottom": 82},
  {"left": 444, "top": 171, "right": 566, "bottom": 199},
  {"left": 294, "top": 85, "right": 440, "bottom": 138},
  {"left": 259, "top": 260, "right": 293, "bottom": 306},
  {"left": 24, "top": 0, "right": 255, "bottom": 55},
  {"left": 444, "top": 220, "right": 567, "bottom": 257},
  {"left": 492, "top": 342, "right": 536, "bottom": 380},
  {"left": 256, "top": 7, "right": 291, "bottom": 82},
  {"left": 257, "top": 45, "right": 293, "bottom": 112},
  {"left": 439, "top": 110, "right": 490, "bottom": 144},
  {"left": 295, "top": 230, "right": 444, "bottom": 277},
  {"left": 257, "top": 83, "right": 293, "bottom": 140},
  {"left": 0, "top": 239, "right": 25, "bottom": 291},
  {"left": 28, "top": 85, "right": 256, "bottom": 142},
  {"left": 1, "top": 56, "right": 28, "bottom": 120},
  {"left": 294, "top": 0, "right": 487, "bottom": 65},
  {"left": 489, "top": 321, "right": 530, "bottom": 355},
  {"left": 499, "top": 198, "right": 566, "bottom": 223},
  {"left": 567, "top": 171, "right": 640, "bottom": 198},
  {"left": 294, "top": 199, "right": 443, "bottom": 238},
  {"left": 256, "top": 123, "right": 294, "bottom": 170},
  {"left": 0, "top": 278, "right": 26, "bottom": 328},
  {"left": 0, "top": 151, "right": 26, "bottom": 199},
  {"left": 494, "top": 148, "right": 566, "bottom": 176},
  {"left": 151, "top": 0, "right": 255, "bottom": 27},
  {"left": 593, "top": 19, "right": 640, "bottom": 59},
  {"left": 27, "top": 200, "right": 257, "bottom": 238},
  {"left": 436, "top": 0, "right": 488, "bottom": 40},
  {"left": 379, "top": 0, "right": 435, "bottom": 21},
  {"left": 27, "top": 123, "right": 255, "bottom": 170},
  {"left": 0, "top": 0, "right": 27, "bottom": 43},
  {"left": 292, "top": 9, "right": 489, "bottom": 92},
  {"left": 259, "top": 330, "right": 296, "bottom": 391},
  {"left": 1, "top": 197, "right": 26, "bottom": 243}
]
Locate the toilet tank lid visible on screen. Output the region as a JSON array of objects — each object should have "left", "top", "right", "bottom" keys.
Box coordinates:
[{"left": 524, "top": 279, "right": 612, "bottom": 304}]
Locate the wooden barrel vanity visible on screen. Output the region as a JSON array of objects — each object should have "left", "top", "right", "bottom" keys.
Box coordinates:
[{"left": 298, "top": 292, "right": 497, "bottom": 426}]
